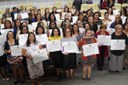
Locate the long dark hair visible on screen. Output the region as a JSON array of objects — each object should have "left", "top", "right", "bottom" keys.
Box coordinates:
[
  {"left": 26, "top": 32, "right": 37, "bottom": 47},
  {"left": 35, "top": 26, "right": 45, "bottom": 35},
  {"left": 20, "top": 26, "right": 29, "bottom": 34},
  {"left": 50, "top": 27, "right": 61, "bottom": 37},
  {"left": 48, "top": 13, "right": 56, "bottom": 21},
  {"left": 6, "top": 31, "right": 14, "bottom": 40},
  {"left": 63, "top": 28, "right": 72, "bottom": 37},
  {"left": 72, "top": 23, "right": 79, "bottom": 34},
  {"left": 49, "top": 21, "right": 57, "bottom": 29}
]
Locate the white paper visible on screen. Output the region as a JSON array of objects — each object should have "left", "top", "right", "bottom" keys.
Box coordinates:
[
  {"left": 10, "top": 45, "right": 22, "bottom": 56},
  {"left": 79, "top": 28, "right": 85, "bottom": 34},
  {"left": 61, "top": 12, "right": 67, "bottom": 20},
  {"left": 1, "top": 29, "right": 14, "bottom": 40},
  {"left": 14, "top": 13, "right": 29, "bottom": 20},
  {"left": 18, "top": 34, "right": 28, "bottom": 46},
  {"left": 62, "top": 42, "right": 78, "bottom": 53},
  {"left": 31, "top": 22, "right": 38, "bottom": 31},
  {"left": 55, "top": 14, "right": 61, "bottom": 21},
  {"left": 110, "top": 40, "right": 125, "bottom": 50},
  {"left": 113, "top": 10, "right": 120, "bottom": 15},
  {"left": 30, "top": 46, "right": 49, "bottom": 64},
  {"left": 72, "top": 16, "right": 78, "bottom": 24},
  {"left": 0, "top": 24, "right": 4, "bottom": 29},
  {"left": 82, "top": 43, "right": 99, "bottom": 56},
  {"left": 121, "top": 16, "right": 127, "bottom": 24},
  {"left": 0, "top": 35, "right": 5, "bottom": 45},
  {"left": 47, "top": 40, "right": 61, "bottom": 52},
  {"left": 0, "top": 45, "right": 4, "bottom": 56},
  {"left": 36, "top": 34, "right": 48, "bottom": 45},
  {"left": 21, "top": 13, "right": 29, "bottom": 19},
  {"left": 97, "top": 35, "right": 111, "bottom": 46}
]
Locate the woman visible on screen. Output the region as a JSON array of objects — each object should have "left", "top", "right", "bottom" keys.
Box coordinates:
[
  {"left": 72, "top": 24, "right": 83, "bottom": 65},
  {"left": 79, "top": 29, "right": 96, "bottom": 80},
  {"left": 123, "top": 23, "right": 128, "bottom": 70},
  {"left": 35, "top": 26, "right": 45, "bottom": 35},
  {"left": 87, "top": 16, "right": 98, "bottom": 33},
  {"left": 22, "top": 32, "right": 44, "bottom": 85},
  {"left": 110, "top": 15, "right": 122, "bottom": 29},
  {"left": 49, "top": 27, "right": 63, "bottom": 79},
  {"left": 64, "top": 6, "right": 70, "bottom": 13},
  {"left": 102, "top": 12, "right": 111, "bottom": 24},
  {"left": 4, "top": 31, "right": 24, "bottom": 84},
  {"left": 13, "top": 19, "right": 21, "bottom": 39},
  {"left": 96, "top": 24, "right": 109, "bottom": 71},
  {"left": 93, "top": 12, "right": 102, "bottom": 25},
  {"left": 44, "top": 8, "right": 50, "bottom": 21},
  {"left": 109, "top": 24, "right": 128, "bottom": 72},
  {"left": 48, "top": 13, "right": 56, "bottom": 22},
  {"left": 108, "top": 0, "right": 115, "bottom": 8},
  {"left": 29, "top": 9, "right": 36, "bottom": 24},
  {"left": 3, "top": 20, "right": 13, "bottom": 29},
  {"left": 35, "top": 14, "right": 42, "bottom": 22},
  {"left": 61, "top": 28, "right": 77, "bottom": 79}
]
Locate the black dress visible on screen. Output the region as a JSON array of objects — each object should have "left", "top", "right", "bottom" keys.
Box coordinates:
[{"left": 50, "top": 51, "right": 63, "bottom": 68}]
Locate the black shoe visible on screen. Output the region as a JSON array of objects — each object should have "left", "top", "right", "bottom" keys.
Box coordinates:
[
  {"left": 82, "top": 77, "right": 87, "bottom": 80},
  {"left": 20, "top": 80, "right": 25, "bottom": 83},
  {"left": 14, "top": 80, "right": 19, "bottom": 84},
  {"left": 123, "top": 67, "right": 126, "bottom": 70},
  {"left": 87, "top": 78, "right": 91, "bottom": 81}
]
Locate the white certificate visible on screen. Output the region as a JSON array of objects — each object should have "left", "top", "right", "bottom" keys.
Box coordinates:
[
  {"left": 82, "top": 43, "right": 99, "bottom": 57},
  {"left": 110, "top": 40, "right": 125, "bottom": 50},
  {"left": 1, "top": 29, "right": 14, "bottom": 36},
  {"left": 97, "top": 35, "right": 111, "bottom": 46},
  {"left": 72, "top": 16, "right": 78, "bottom": 24},
  {"left": 21, "top": 13, "right": 29, "bottom": 19},
  {"left": 0, "top": 45, "right": 4, "bottom": 56},
  {"left": 1, "top": 29, "right": 14, "bottom": 40},
  {"left": 36, "top": 34, "right": 48, "bottom": 44},
  {"left": 10, "top": 45, "right": 22, "bottom": 56},
  {"left": 55, "top": 14, "right": 61, "bottom": 21},
  {"left": 18, "top": 34, "right": 28, "bottom": 46},
  {"left": 79, "top": 28, "right": 85, "bottom": 34},
  {"left": 0, "top": 24, "right": 4, "bottom": 29},
  {"left": 0, "top": 35, "right": 5, "bottom": 45},
  {"left": 62, "top": 42, "right": 78, "bottom": 53},
  {"left": 14, "top": 13, "right": 29, "bottom": 19},
  {"left": 31, "top": 48, "right": 49, "bottom": 64},
  {"left": 47, "top": 40, "right": 61, "bottom": 52}
]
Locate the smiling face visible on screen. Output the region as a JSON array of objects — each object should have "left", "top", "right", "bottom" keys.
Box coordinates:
[
  {"left": 37, "top": 27, "right": 44, "bottom": 34},
  {"left": 7, "top": 31, "right": 14, "bottom": 39},
  {"left": 53, "top": 29, "right": 59, "bottom": 36},
  {"left": 29, "top": 33, "right": 35, "bottom": 43}
]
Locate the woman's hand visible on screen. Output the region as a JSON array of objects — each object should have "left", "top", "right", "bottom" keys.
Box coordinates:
[{"left": 63, "top": 52, "right": 69, "bottom": 55}]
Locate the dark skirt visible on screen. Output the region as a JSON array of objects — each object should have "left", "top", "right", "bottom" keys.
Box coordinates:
[
  {"left": 50, "top": 51, "right": 63, "bottom": 68},
  {"left": 63, "top": 53, "right": 77, "bottom": 70},
  {"left": 0, "top": 54, "right": 7, "bottom": 67}
]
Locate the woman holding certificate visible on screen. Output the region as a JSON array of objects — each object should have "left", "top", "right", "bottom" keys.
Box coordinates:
[
  {"left": 96, "top": 24, "right": 109, "bottom": 71},
  {"left": 109, "top": 24, "right": 128, "bottom": 72},
  {"left": 79, "top": 29, "right": 96, "bottom": 80},
  {"left": 22, "top": 32, "right": 44, "bottom": 85},
  {"left": 4, "top": 31, "right": 24, "bottom": 84},
  {"left": 48, "top": 27, "right": 63, "bottom": 79},
  {"left": 61, "top": 28, "right": 77, "bottom": 79}
]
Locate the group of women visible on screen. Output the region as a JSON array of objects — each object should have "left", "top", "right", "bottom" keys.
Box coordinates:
[{"left": 0, "top": 2, "right": 128, "bottom": 85}]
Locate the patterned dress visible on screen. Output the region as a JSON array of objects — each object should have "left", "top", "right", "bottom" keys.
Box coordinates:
[
  {"left": 23, "top": 43, "right": 44, "bottom": 79},
  {"left": 79, "top": 37, "right": 97, "bottom": 65}
]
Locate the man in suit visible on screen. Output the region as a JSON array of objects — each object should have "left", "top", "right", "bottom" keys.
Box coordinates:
[{"left": 73, "top": 0, "right": 82, "bottom": 10}]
